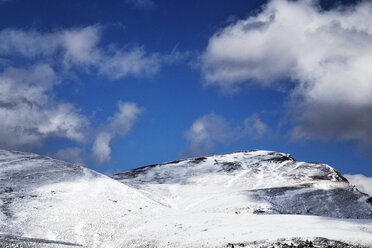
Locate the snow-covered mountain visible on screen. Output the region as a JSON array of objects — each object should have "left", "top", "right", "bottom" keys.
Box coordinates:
[
  {"left": 1, "top": 149, "right": 372, "bottom": 247},
  {"left": 111, "top": 150, "right": 372, "bottom": 219}
]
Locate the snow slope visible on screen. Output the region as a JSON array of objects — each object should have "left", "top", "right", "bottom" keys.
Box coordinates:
[
  {"left": 0, "top": 150, "right": 164, "bottom": 247},
  {"left": 111, "top": 150, "right": 372, "bottom": 247},
  {"left": 1, "top": 149, "right": 372, "bottom": 247}
]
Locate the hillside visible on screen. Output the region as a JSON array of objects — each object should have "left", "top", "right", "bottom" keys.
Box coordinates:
[
  {"left": 1, "top": 149, "right": 372, "bottom": 247},
  {"left": 0, "top": 150, "right": 164, "bottom": 247}
]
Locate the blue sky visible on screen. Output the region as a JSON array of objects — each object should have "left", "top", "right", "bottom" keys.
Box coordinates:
[{"left": 0, "top": 0, "right": 372, "bottom": 177}]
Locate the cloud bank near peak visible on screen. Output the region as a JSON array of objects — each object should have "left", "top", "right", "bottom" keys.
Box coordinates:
[
  {"left": 344, "top": 174, "right": 372, "bottom": 196},
  {"left": 202, "top": 0, "right": 372, "bottom": 149}
]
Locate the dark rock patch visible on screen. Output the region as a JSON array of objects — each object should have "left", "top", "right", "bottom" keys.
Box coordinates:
[
  {"left": 264, "top": 156, "right": 294, "bottom": 163},
  {"left": 190, "top": 157, "right": 207, "bottom": 164},
  {"left": 227, "top": 237, "right": 367, "bottom": 248},
  {"left": 247, "top": 187, "right": 372, "bottom": 218}
]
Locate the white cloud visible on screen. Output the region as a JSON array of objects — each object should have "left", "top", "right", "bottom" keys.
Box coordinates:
[
  {"left": 0, "top": 29, "right": 60, "bottom": 58},
  {"left": 0, "top": 25, "right": 161, "bottom": 79},
  {"left": 181, "top": 114, "right": 233, "bottom": 157},
  {"left": 202, "top": 0, "right": 372, "bottom": 147},
  {"left": 99, "top": 47, "right": 160, "bottom": 79},
  {"left": 37, "top": 104, "right": 87, "bottom": 141},
  {"left": 344, "top": 174, "right": 372, "bottom": 196},
  {"left": 92, "top": 132, "right": 112, "bottom": 163},
  {"left": 91, "top": 102, "right": 143, "bottom": 163},
  {"left": 244, "top": 114, "right": 268, "bottom": 138},
  {"left": 181, "top": 113, "right": 267, "bottom": 157},
  {"left": 0, "top": 64, "right": 87, "bottom": 149},
  {"left": 108, "top": 101, "right": 143, "bottom": 135},
  {"left": 61, "top": 26, "right": 102, "bottom": 67},
  {"left": 51, "top": 101, "right": 143, "bottom": 164},
  {"left": 0, "top": 24, "right": 161, "bottom": 159}
]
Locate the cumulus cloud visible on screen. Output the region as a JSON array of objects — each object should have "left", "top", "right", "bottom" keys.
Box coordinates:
[
  {"left": 181, "top": 113, "right": 267, "bottom": 157},
  {"left": 0, "top": 24, "right": 164, "bottom": 159},
  {"left": 344, "top": 174, "right": 372, "bottom": 196},
  {"left": 202, "top": 0, "right": 372, "bottom": 149},
  {"left": 92, "top": 102, "right": 143, "bottom": 163},
  {"left": 0, "top": 64, "right": 87, "bottom": 149}
]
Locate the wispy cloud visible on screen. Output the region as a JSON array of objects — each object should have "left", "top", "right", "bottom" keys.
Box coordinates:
[
  {"left": 0, "top": 26, "right": 161, "bottom": 79},
  {"left": 92, "top": 132, "right": 112, "bottom": 164},
  {"left": 99, "top": 47, "right": 160, "bottom": 79},
  {"left": 344, "top": 174, "right": 372, "bottom": 196},
  {"left": 92, "top": 102, "right": 143, "bottom": 163},
  {"left": 202, "top": 0, "right": 372, "bottom": 150},
  {"left": 180, "top": 113, "right": 267, "bottom": 158},
  {"left": 244, "top": 114, "right": 268, "bottom": 139},
  {"left": 180, "top": 114, "right": 233, "bottom": 157},
  {"left": 0, "top": 24, "right": 169, "bottom": 162}
]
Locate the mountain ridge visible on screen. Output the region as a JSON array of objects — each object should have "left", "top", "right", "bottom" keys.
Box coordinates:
[
  {"left": 112, "top": 150, "right": 349, "bottom": 186},
  {"left": 110, "top": 150, "right": 371, "bottom": 219}
]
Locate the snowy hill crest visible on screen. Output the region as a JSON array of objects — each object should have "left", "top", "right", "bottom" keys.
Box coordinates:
[{"left": 111, "top": 150, "right": 372, "bottom": 219}]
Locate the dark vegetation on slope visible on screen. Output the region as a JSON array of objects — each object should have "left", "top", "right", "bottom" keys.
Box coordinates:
[
  {"left": 0, "top": 234, "right": 82, "bottom": 248},
  {"left": 227, "top": 237, "right": 369, "bottom": 248}
]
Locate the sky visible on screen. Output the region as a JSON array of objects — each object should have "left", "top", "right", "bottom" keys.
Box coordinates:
[{"left": 1, "top": 0, "right": 372, "bottom": 182}]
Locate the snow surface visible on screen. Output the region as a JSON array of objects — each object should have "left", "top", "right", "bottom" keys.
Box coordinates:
[{"left": 1, "top": 149, "right": 372, "bottom": 247}]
